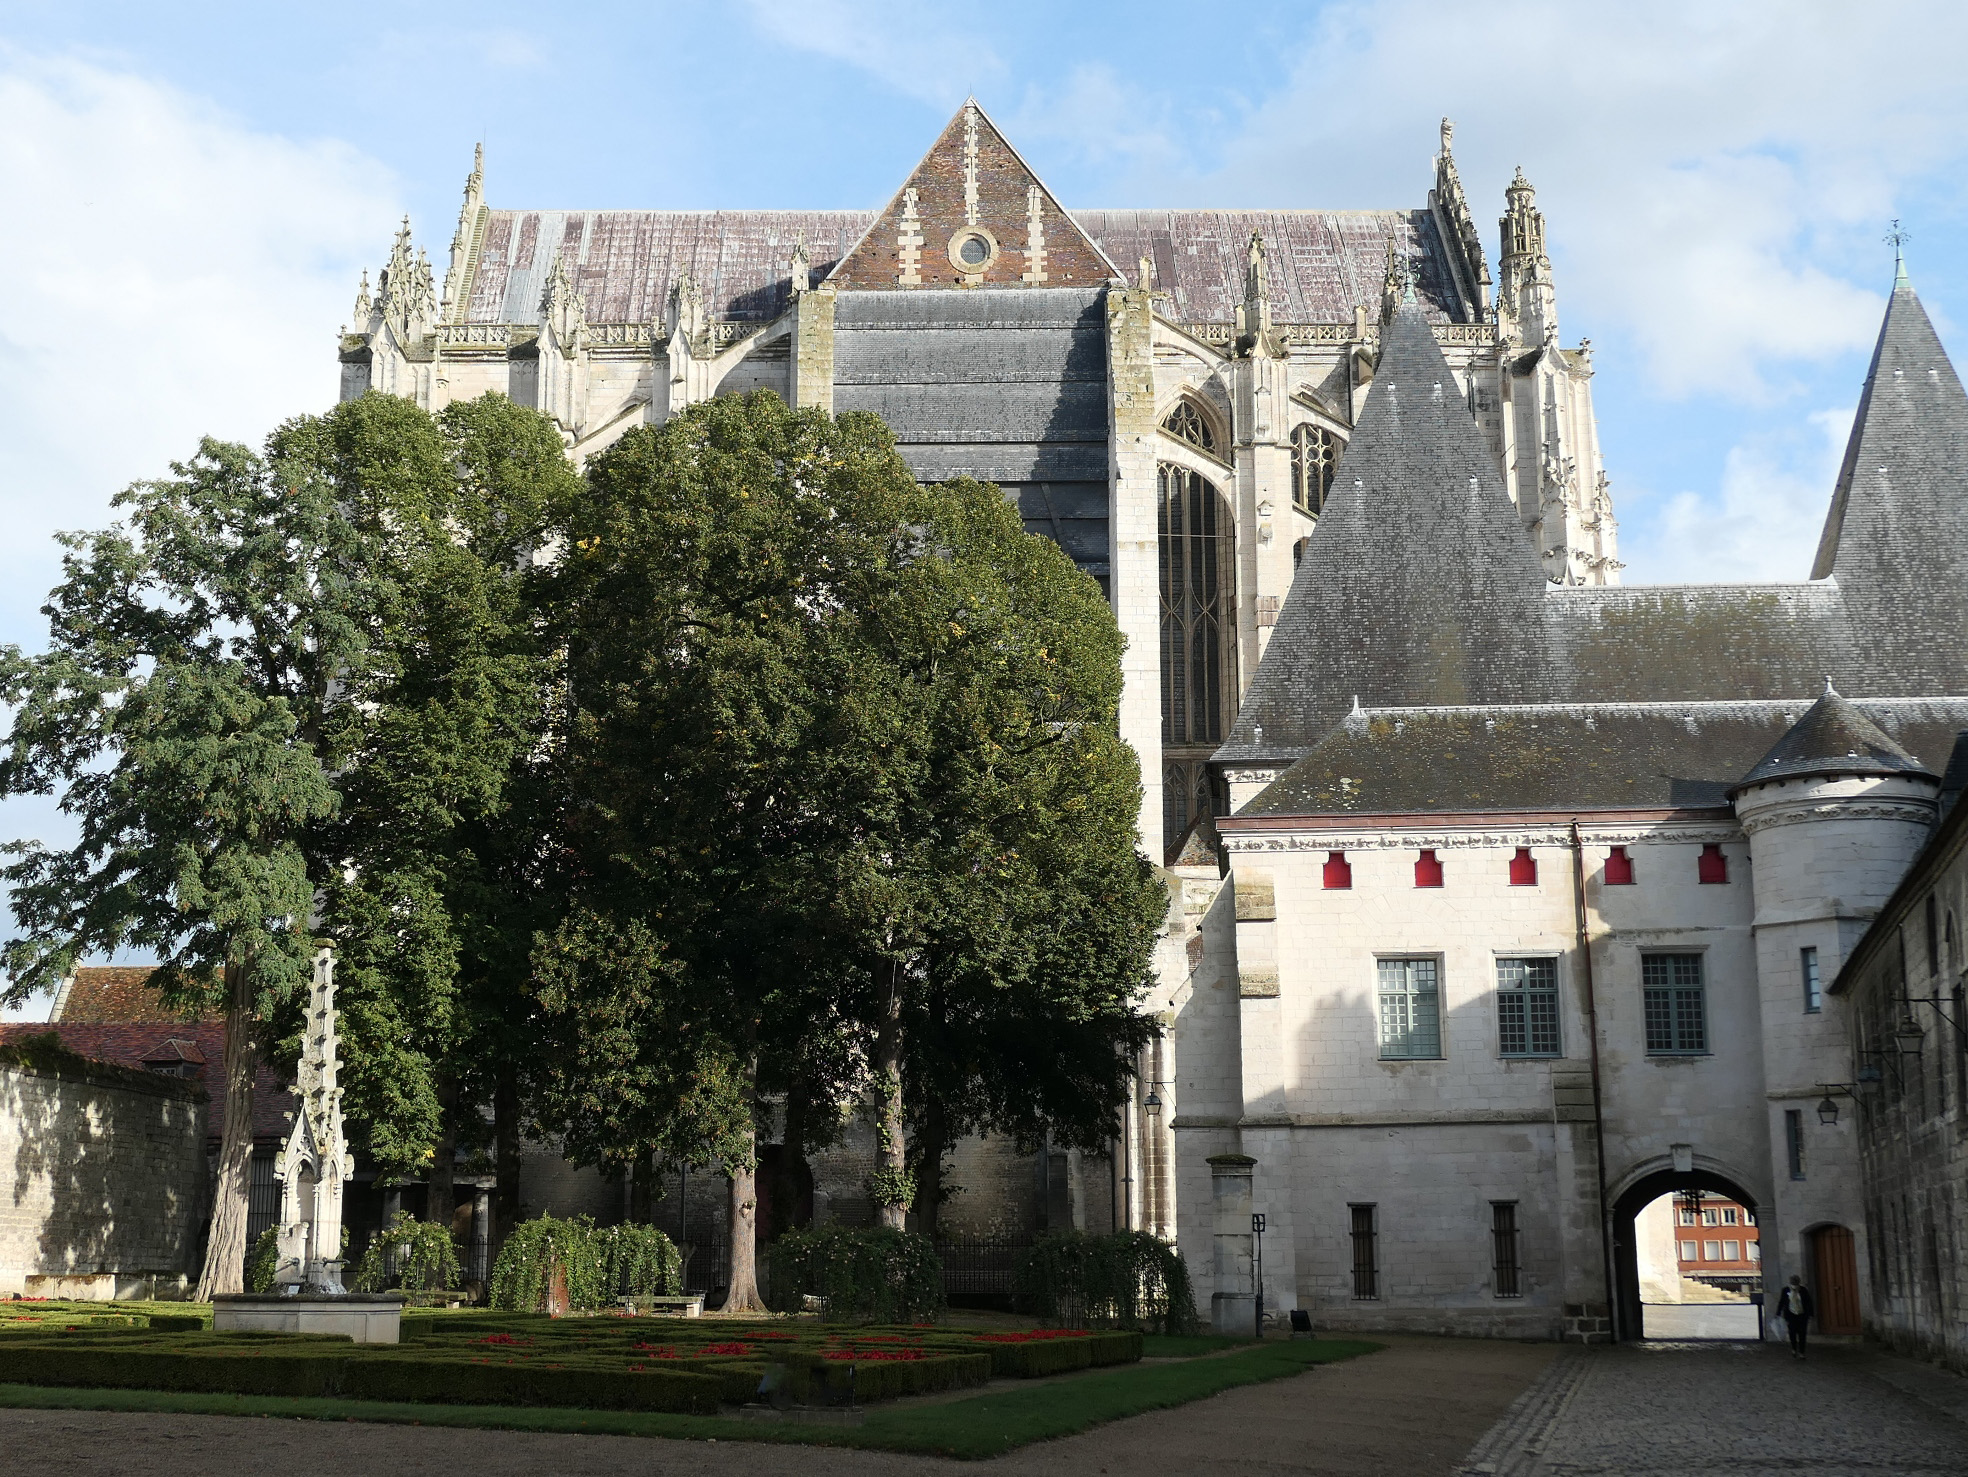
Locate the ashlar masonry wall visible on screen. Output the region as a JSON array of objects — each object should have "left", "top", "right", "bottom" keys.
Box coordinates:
[{"left": 0, "top": 1058, "right": 206, "bottom": 1296}]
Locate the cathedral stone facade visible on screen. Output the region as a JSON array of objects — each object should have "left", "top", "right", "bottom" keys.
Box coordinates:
[{"left": 346, "top": 104, "right": 1966, "bottom": 1339}]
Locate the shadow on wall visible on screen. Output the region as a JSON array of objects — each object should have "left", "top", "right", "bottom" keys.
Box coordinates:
[{"left": 1, "top": 1051, "right": 206, "bottom": 1294}]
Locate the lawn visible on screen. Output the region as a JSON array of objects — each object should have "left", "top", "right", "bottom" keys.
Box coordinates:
[{"left": 0, "top": 1300, "right": 1381, "bottom": 1457}]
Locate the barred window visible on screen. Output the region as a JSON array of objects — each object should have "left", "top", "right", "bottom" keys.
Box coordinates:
[
  {"left": 1497, "top": 957, "right": 1560, "bottom": 1057},
  {"left": 1349, "top": 1204, "right": 1379, "bottom": 1299},
  {"left": 1161, "top": 400, "right": 1217, "bottom": 454},
  {"left": 1801, "top": 946, "right": 1821, "bottom": 1014},
  {"left": 1491, "top": 1202, "right": 1522, "bottom": 1298},
  {"left": 1378, "top": 957, "right": 1442, "bottom": 1059},
  {"left": 1290, "top": 423, "right": 1341, "bottom": 516},
  {"left": 1642, "top": 953, "right": 1706, "bottom": 1054}
]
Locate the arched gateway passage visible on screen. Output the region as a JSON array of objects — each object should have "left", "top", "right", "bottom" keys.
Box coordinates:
[{"left": 1611, "top": 1168, "right": 1763, "bottom": 1342}]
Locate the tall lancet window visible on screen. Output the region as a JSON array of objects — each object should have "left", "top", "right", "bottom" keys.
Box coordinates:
[
  {"left": 1159, "top": 462, "right": 1236, "bottom": 852},
  {"left": 1290, "top": 423, "right": 1341, "bottom": 516}
]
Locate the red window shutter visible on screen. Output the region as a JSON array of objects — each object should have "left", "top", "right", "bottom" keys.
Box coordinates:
[
  {"left": 1698, "top": 843, "right": 1728, "bottom": 884},
  {"left": 1605, "top": 846, "right": 1635, "bottom": 885},
  {"left": 1323, "top": 851, "right": 1352, "bottom": 890},
  {"left": 1414, "top": 849, "right": 1443, "bottom": 888},
  {"left": 1509, "top": 847, "right": 1538, "bottom": 886}
]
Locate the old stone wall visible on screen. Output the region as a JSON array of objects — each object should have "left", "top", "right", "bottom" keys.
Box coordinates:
[{"left": 0, "top": 1058, "right": 206, "bottom": 1295}]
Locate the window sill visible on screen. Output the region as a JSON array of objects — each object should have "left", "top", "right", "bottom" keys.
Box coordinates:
[
  {"left": 1377, "top": 1055, "right": 1445, "bottom": 1063},
  {"left": 1499, "top": 1052, "right": 1563, "bottom": 1061},
  {"left": 1645, "top": 1051, "right": 1712, "bottom": 1059}
]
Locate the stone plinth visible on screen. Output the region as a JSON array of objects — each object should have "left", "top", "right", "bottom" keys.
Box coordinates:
[
  {"left": 1209, "top": 1153, "right": 1257, "bottom": 1336},
  {"left": 212, "top": 1293, "right": 404, "bottom": 1344}
]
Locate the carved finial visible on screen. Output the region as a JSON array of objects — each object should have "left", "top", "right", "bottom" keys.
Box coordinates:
[
  {"left": 1886, "top": 219, "right": 1912, "bottom": 288},
  {"left": 1138, "top": 256, "right": 1153, "bottom": 292},
  {"left": 352, "top": 269, "right": 371, "bottom": 323},
  {"left": 1440, "top": 117, "right": 1454, "bottom": 154},
  {"left": 542, "top": 249, "right": 588, "bottom": 350},
  {"left": 790, "top": 231, "right": 811, "bottom": 294},
  {"left": 1824, "top": 674, "right": 1838, "bottom": 697}
]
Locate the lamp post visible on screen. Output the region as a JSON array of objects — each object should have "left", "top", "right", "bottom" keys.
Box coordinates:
[{"left": 1251, "top": 1212, "right": 1266, "bottom": 1340}]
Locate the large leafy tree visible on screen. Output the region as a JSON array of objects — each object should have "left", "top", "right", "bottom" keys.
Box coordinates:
[{"left": 0, "top": 400, "right": 420, "bottom": 1297}]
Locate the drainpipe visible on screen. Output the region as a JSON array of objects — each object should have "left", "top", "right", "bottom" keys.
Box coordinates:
[{"left": 1570, "top": 821, "right": 1620, "bottom": 1341}]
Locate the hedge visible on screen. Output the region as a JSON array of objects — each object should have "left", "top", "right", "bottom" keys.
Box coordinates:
[
  {"left": 766, "top": 1224, "right": 942, "bottom": 1322},
  {"left": 1018, "top": 1231, "right": 1200, "bottom": 1335},
  {"left": 488, "top": 1216, "right": 683, "bottom": 1312},
  {"left": 971, "top": 1329, "right": 1142, "bottom": 1378}
]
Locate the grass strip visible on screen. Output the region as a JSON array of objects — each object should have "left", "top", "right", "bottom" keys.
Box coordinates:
[{"left": 0, "top": 1339, "right": 1381, "bottom": 1460}]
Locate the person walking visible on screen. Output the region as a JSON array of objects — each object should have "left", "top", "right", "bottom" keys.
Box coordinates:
[{"left": 1776, "top": 1274, "right": 1814, "bottom": 1359}]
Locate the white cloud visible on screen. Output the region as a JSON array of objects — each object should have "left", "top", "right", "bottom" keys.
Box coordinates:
[
  {"left": 1620, "top": 409, "right": 1853, "bottom": 583},
  {"left": 737, "top": 0, "right": 999, "bottom": 109},
  {"left": 0, "top": 50, "right": 402, "bottom": 636},
  {"left": 0, "top": 51, "right": 402, "bottom": 1017}
]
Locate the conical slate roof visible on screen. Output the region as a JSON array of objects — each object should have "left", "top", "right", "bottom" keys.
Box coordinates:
[
  {"left": 1809, "top": 267, "right": 1968, "bottom": 691},
  {"left": 1730, "top": 685, "right": 1935, "bottom": 793},
  {"left": 1218, "top": 301, "right": 1549, "bottom": 762}
]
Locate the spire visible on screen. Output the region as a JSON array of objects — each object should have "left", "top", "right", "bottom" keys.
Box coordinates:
[
  {"left": 1730, "top": 687, "right": 1934, "bottom": 794},
  {"left": 1808, "top": 248, "right": 1968, "bottom": 693},
  {"left": 444, "top": 144, "right": 488, "bottom": 322},
  {"left": 1498, "top": 169, "right": 1555, "bottom": 345},
  {"left": 1888, "top": 218, "right": 1912, "bottom": 291},
  {"left": 1218, "top": 299, "right": 1549, "bottom": 759},
  {"left": 378, "top": 218, "right": 436, "bottom": 343},
  {"left": 1429, "top": 117, "right": 1491, "bottom": 320}
]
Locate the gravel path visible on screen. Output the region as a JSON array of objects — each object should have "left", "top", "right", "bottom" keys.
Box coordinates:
[{"left": 0, "top": 1335, "right": 1556, "bottom": 1476}]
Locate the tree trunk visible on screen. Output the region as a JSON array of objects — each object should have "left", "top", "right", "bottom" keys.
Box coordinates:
[
  {"left": 911, "top": 1092, "right": 949, "bottom": 1243},
  {"left": 194, "top": 956, "right": 256, "bottom": 1301},
  {"left": 493, "top": 1067, "right": 521, "bottom": 1264},
  {"left": 873, "top": 962, "right": 908, "bottom": 1230},
  {"left": 427, "top": 1071, "right": 458, "bottom": 1233},
  {"left": 715, "top": 1115, "right": 767, "bottom": 1313}
]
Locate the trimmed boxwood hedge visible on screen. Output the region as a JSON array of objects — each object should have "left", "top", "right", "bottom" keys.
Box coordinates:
[{"left": 972, "top": 1330, "right": 1142, "bottom": 1378}]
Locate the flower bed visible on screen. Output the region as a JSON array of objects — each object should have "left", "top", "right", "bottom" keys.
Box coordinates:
[{"left": 0, "top": 1307, "right": 1139, "bottom": 1410}]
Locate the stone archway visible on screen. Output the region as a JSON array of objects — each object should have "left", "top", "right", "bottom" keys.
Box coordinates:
[{"left": 1610, "top": 1166, "right": 1762, "bottom": 1342}]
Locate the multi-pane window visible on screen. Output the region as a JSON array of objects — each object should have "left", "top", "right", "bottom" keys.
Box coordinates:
[
  {"left": 1491, "top": 1202, "right": 1522, "bottom": 1298},
  {"left": 1801, "top": 946, "right": 1821, "bottom": 1014},
  {"left": 1158, "top": 463, "right": 1235, "bottom": 849},
  {"left": 1378, "top": 957, "right": 1442, "bottom": 1059},
  {"left": 1723, "top": 1241, "right": 1741, "bottom": 1260},
  {"left": 1678, "top": 1240, "right": 1698, "bottom": 1260},
  {"left": 1161, "top": 400, "right": 1217, "bottom": 454},
  {"left": 1703, "top": 1240, "right": 1721, "bottom": 1261},
  {"left": 1497, "top": 958, "right": 1560, "bottom": 1057},
  {"left": 1722, "top": 1208, "right": 1739, "bottom": 1225},
  {"left": 1290, "top": 423, "right": 1340, "bottom": 515},
  {"left": 1786, "top": 1109, "right": 1805, "bottom": 1180},
  {"left": 1642, "top": 954, "right": 1707, "bottom": 1054},
  {"left": 1349, "top": 1204, "right": 1379, "bottom": 1299}
]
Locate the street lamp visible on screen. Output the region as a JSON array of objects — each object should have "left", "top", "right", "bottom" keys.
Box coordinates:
[
  {"left": 1895, "top": 1012, "right": 1926, "bottom": 1055},
  {"left": 1814, "top": 1083, "right": 1859, "bottom": 1126}
]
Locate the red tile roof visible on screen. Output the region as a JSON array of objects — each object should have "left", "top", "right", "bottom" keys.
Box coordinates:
[
  {"left": 0, "top": 1021, "right": 294, "bottom": 1145},
  {"left": 54, "top": 966, "right": 210, "bottom": 1024}
]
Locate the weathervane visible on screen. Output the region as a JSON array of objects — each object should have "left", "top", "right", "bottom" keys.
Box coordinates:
[{"left": 1885, "top": 219, "right": 1912, "bottom": 251}]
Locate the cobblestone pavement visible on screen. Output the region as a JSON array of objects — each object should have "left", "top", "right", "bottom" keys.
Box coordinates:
[
  {"left": 1462, "top": 1339, "right": 1968, "bottom": 1477},
  {"left": 1638, "top": 1302, "right": 1761, "bottom": 1339}
]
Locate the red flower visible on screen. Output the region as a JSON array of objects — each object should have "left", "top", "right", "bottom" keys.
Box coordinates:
[{"left": 699, "top": 1342, "right": 755, "bottom": 1357}]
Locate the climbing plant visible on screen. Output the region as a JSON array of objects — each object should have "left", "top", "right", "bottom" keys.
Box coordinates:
[
  {"left": 245, "top": 1227, "right": 280, "bottom": 1295},
  {"left": 350, "top": 1209, "right": 462, "bottom": 1293},
  {"left": 600, "top": 1222, "right": 683, "bottom": 1301},
  {"left": 488, "top": 1213, "right": 605, "bottom": 1312}
]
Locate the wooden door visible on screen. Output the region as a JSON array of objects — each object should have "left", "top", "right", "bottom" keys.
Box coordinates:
[{"left": 1811, "top": 1225, "right": 1861, "bottom": 1334}]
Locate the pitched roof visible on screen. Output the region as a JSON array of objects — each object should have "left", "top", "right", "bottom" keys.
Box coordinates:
[
  {"left": 1231, "top": 696, "right": 1968, "bottom": 820},
  {"left": 0, "top": 1021, "right": 294, "bottom": 1142},
  {"left": 1808, "top": 271, "right": 1968, "bottom": 691},
  {"left": 1077, "top": 209, "right": 1465, "bottom": 324},
  {"left": 1219, "top": 299, "right": 1549, "bottom": 762},
  {"left": 828, "top": 99, "right": 1118, "bottom": 293},
  {"left": 1730, "top": 686, "right": 1935, "bottom": 793},
  {"left": 52, "top": 966, "right": 206, "bottom": 1024}
]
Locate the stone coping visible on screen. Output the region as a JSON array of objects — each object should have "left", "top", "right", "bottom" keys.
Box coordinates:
[{"left": 212, "top": 1292, "right": 407, "bottom": 1304}]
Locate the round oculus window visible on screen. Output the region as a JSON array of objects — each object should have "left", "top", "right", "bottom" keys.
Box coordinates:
[{"left": 947, "top": 228, "right": 999, "bottom": 273}]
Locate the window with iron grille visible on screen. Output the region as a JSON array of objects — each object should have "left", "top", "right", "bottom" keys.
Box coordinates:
[
  {"left": 1349, "top": 1204, "right": 1379, "bottom": 1299},
  {"left": 1497, "top": 957, "right": 1560, "bottom": 1057},
  {"left": 1290, "top": 423, "right": 1340, "bottom": 515},
  {"left": 1786, "top": 1108, "right": 1805, "bottom": 1180},
  {"left": 1491, "top": 1202, "right": 1522, "bottom": 1298},
  {"left": 1642, "top": 953, "right": 1707, "bottom": 1054},
  {"left": 1378, "top": 957, "right": 1442, "bottom": 1059},
  {"left": 1801, "top": 946, "right": 1821, "bottom": 1014}
]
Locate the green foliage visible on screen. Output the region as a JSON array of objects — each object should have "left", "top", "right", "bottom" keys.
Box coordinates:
[
  {"left": 865, "top": 1167, "right": 916, "bottom": 1210},
  {"left": 488, "top": 1214, "right": 606, "bottom": 1312},
  {"left": 245, "top": 1228, "right": 280, "bottom": 1295},
  {"left": 350, "top": 1210, "right": 462, "bottom": 1294},
  {"left": 599, "top": 1222, "right": 683, "bottom": 1301},
  {"left": 766, "top": 1224, "right": 943, "bottom": 1323},
  {"left": 1016, "top": 1231, "right": 1200, "bottom": 1336}
]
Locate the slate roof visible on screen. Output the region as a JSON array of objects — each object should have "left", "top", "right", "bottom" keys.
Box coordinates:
[
  {"left": 1730, "top": 687, "right": 1934, "bottom": 794},
  {"left": 1233, "top": 697, "right": 1968, "bottom": 819},
  {"left": 1219, "top": 298, "right": 1550, "bottom": 763},
  {"left": 1077, "top": 210, "right": 1463, "bottom": 324},
  {"left": 1809, "top": 266, "right": 1968, "bottom": 692},
  {"left": 456, "top": 211, "right": 1460, "bottom": 327}
]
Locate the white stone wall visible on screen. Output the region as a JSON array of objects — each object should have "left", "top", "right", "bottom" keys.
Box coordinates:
[{"left": 0, "top": 1061, "right": 206, "bottom": 1295}]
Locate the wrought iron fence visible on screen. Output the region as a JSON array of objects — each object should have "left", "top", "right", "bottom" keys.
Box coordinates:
[
  {"left": 936, "top": 1237, "right": 1031, "bottom": 1299},
  {"left": 681, "top": 1237, "right": 730, "bottom": 1300}
]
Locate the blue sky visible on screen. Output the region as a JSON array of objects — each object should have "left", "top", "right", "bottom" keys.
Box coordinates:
[{"left": 2, "top": 0, "right": 1967, "bottom": 1011}]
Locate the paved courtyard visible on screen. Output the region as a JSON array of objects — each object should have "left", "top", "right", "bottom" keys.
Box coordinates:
[
  {"left": 1462, "top": 1338, "right": 1968, "bottom": 1476},
  {"left": 1638, "top": 1301, "right": 1762, "bottom": 1339}
]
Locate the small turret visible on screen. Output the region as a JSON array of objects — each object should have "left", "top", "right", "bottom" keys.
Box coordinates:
[{"left": 1498, "top": 168, "right": 1556, "bottom": 347}]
